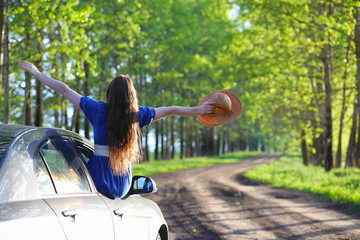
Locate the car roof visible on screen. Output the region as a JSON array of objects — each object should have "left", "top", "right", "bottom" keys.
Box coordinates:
[
  {"left": 0, "top": 124, "right": 93, "bottom": 155},
  {"left": 0, "top": 124, "right": 36, "bottom": 138},
  {"left": 0, "top": 123, "right": 93, "bottom": 164},
  {"left": 0, "top": 124, "right": 89, "bottom": 139}
]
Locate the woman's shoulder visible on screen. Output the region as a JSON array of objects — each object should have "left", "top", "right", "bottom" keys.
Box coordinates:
[
  {"left": 80, "top": 96, "right": 107, "bottom": 126},
  {"left": 80, "top": 96, "right": 106, "bottom": 109}
]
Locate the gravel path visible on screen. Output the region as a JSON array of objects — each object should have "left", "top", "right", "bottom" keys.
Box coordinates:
[{"left": 148, "top": 153, "right": 360, "bottom": 240}]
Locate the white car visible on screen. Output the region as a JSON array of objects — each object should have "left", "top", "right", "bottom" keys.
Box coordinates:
[{"left": 0, "top": 124, "right": 168, "bottom": 240}]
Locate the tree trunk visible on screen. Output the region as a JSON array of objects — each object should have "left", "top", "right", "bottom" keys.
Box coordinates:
[
  {"left": 73, "top": 76, "right": 81, "bottom": 133},
  {"left": 3, "top": 10, "right": 9, "bottom": 124},
  {"left": 83, "top": 61, "right": 90, "bottom": 139},
  {"left": 60, "top": 97, "right": 63, "bottom": 127},
  {"left": 209, "top": 127, "right": 215, "bottom": 156},
  {"left": 34, "top": 30, "right": 44, "bottom": 127},
  {"left": 260, "top": 140, "right": 266, "bottom": 152},
  {"left": 308, "top": 65, "right": 325, "bottom": 165},
  {"left": 216, "top": 128, "right": 221, "bottom": 155},
  {"left": 143, "top": 127, "right": 149, "bottom": 162},
  {"left": 165, "top": 118, "right": 170, "bottom": 159},
  {"left": 301, "top": 129, "right": 309, "bottom": 166},
  {"left": 63, "top": 100, "right": 68, "bottom": 129},
  {"left": 230, "top": 137, "right": 235, "bottom": 152},
  {"left": 195, "top": 128, "right": 200, "bottom": 157},
  {"left": 54, "top": 46, "right": 64, "bottom": 128},
  {"left": 354, "top": 5, "right": 360, "bottom": 167},
  {"left": 160, "top": 119, "right": 164, "bottom": 159},
  {"left": 239, "top": 134, "right": 247, "bottom": 151},
  {"left": 335, "top": 93, "right": 346, "bottom": 168},
  {"left": 206, "top": 128, "right": 210, "bottom": 156},
  {"left": 23, "top": 72, "right": 32, "bottom": 125},
  {"left": 35, "top": 79, "right": 44, "bottom": 126},
  {"left": 335, "top": 39, "right": 351, "bottom": 168},
  {"left": 227, "top": 128, "right": 231, "bottom": 152},
  {"left": 53, "top": 94, "right": 60, "bottom": 127},
  {"left": 34, "top": 61, "right": 44, "bottom": 127},
  {"left": 75, "top": 109, "right": 80, "bottom": 133},
  {"left": 186, "top": 118, "right": 192, "bottom": 158},
  {"left": 323, "top": 38, "right": 333, "bottom": 172},
  {"left": 0, "top": 0, "right": 5, "bottom": 103},
  {"left": 154, "top": 121, "right": 159, "bottom": 160},
  {"left": 346, "top": 102, "right": 357, "bottom": 168},
  {"left": 200, "top": 128, "right": 206, "bottom": 156},
  {"left": 180, "top": 117, "right": 184, "bottom": 159},
  {"left": 22, "top": 30, "right": 33, "bottom": 125},
  {"left": 171, "top": 116, "right": 175, "bottom": 159},
  {"left": 222, "top": 128, "right": 226, "bottom": 154},
  {"left": 70, "top": 108, "right": 79, "bottom": 131}
]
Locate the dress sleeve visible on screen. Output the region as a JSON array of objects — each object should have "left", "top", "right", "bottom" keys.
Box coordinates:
[
  {"left": 138, "top": 106, "right": 155, "bottom": 129},
  {"left": 80, "top": 96, "right": 99, "bottom": 126}
]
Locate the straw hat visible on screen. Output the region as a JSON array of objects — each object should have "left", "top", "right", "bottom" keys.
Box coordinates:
[{"left": 197, "top": 90, "right": 242, "bottom": 127}]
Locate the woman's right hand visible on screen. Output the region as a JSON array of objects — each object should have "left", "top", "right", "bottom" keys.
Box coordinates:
[{"left": 18, "top": 61, "right": 41, "bottom": 78}]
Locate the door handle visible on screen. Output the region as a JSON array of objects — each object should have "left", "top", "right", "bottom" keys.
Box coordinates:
[
  {"left": 62, "top": 209, "right": 77, "bottom": 217},
  {"left": 113, "top": 209, "right": 123, "bottom": 219}
]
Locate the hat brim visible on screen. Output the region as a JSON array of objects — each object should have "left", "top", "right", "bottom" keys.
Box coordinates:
[{"left": 197, "top": 90, "right": 242, "bottom": 127}]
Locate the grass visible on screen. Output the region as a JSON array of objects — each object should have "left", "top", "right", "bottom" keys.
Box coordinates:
[
  {"left": 133, "top": 151, "right": 261, "bottom": 176},
  {"left": 244, "top": 153, "right": 360, "bottom": 207}
]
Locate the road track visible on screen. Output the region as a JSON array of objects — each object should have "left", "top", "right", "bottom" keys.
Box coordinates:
[{"left": 148, "top": 153, "right": 360, "bottom": 240}]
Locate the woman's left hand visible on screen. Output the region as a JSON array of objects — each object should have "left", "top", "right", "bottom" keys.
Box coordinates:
[{"left": 198, "top": 100, "right": 216, "bottom": 115}]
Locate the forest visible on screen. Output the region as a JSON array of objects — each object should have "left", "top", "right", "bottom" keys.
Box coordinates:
[{"left": 2, "top": 0, "right": 360, "bottom": 171}]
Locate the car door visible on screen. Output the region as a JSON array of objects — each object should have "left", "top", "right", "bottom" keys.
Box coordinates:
[
  {"left": 36, "top": 136, "right": 114, "bottom": 240},
  {"left": 100, "top": 196, "right": 150, "bottom": 240},
  {"left": 0, "top": 154, "right": 66, "bottom": 240},
  {"left": 74, "top": 140, "right": 150, "bottom": 240}
]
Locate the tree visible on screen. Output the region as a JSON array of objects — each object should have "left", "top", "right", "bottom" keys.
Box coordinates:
[
  {"left": 2, "top": 0, "right": 8, "bottom": 123},
  {"left": 353, "top": 3, "right": 360, "bottom": 167}
]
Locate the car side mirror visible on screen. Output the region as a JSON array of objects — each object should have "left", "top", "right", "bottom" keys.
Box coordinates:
[{"left": 128, "top": 176, "right": 158, "bottom": 195}]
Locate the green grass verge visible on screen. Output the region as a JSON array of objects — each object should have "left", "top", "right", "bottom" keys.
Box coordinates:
[
  {"left": 133, "top": 151, "right": 261, "bottom": 176},
  {"left": 244, "top": 153, "right": 360, "bottom": 207}
]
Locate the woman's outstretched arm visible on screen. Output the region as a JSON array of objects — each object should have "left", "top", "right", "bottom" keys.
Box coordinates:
[
  {"left": 153, "top": 100, "right": 216, "bottom": 121},
  {"left": 18, "top": 61, "right": 82, "bottom": 109}
]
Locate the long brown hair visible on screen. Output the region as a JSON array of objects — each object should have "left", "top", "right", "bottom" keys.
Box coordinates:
[{"left": 106, "top": 75, "right": 142, "bottom": 176}]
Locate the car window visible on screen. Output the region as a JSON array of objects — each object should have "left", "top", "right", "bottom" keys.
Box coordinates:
[
  {"left": 0, "top": 136, "right": 13, "bottom": 166},
  {"left": 35, "top": 154, "right": 56, "bottom": 195},
  {"left": 40, "top": 138, "right": 91, "bottom": 194}
]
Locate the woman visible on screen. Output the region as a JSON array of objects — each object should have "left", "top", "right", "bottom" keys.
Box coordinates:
[{"left": 18, "top": 61, "right": 215, "bottom": 198}]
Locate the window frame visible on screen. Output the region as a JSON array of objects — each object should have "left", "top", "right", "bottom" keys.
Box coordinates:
[
  {"left": 35, "top": 150, "right": 57, "bottom": 195},
  {"left": 69, "top": 136, "right": 97, "bottom": 193}
]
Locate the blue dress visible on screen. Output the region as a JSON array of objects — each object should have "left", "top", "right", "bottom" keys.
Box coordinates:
[{"left": 80, "top": 96, "right": 155, "bottom": 198}]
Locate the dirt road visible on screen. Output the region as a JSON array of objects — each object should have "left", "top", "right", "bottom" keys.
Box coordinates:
[{"left": 148, "top": 153, "right": 360, "bottom": 239}]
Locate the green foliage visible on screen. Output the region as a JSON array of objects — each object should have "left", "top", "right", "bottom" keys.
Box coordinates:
[
  {"left": 5, "top": 0, "right": 359, "bottom": 158},
  {"left": 133, "top": 151, "right": 261, "bottom": 176},
  {"left": 245, "top": 154, "right": 360, "bottom": 206}
]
